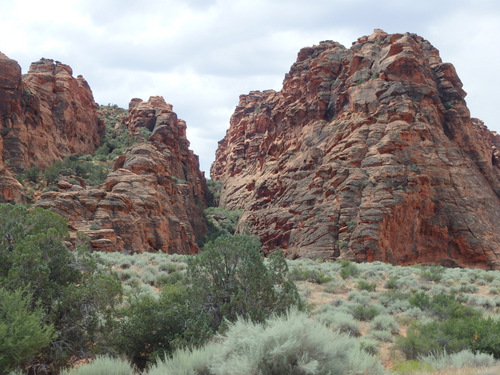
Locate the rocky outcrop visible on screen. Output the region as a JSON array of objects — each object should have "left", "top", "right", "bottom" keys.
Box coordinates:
[
  {"left": 37, "top": 97, "right": 207, "bottom": 254},
  {"left": 0, "top": 53, "right": 26, "bottom": 203},
  {"left": 0, "top": 54, "right": 102, "bottom": 202},
  {"left": 0, "top": 55, "right": 102, "bottom": 170},
  {"left": 211, "top": 30, "right": 500, "bottom": 268}
]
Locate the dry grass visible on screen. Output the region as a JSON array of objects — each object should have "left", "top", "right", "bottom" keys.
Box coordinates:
[
  {"left": 104, "top": 255, "right": 500, "bottom": 375},
  {"left": 292, "top": 262, "right": 500, "bottom": 375},
  {"left": 408, "top": 364, "right": 500, "bottom": 375}
]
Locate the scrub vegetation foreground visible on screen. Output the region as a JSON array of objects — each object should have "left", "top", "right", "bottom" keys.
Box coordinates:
[{"left": 3, "top": 203, "right": 500, "bottom": 375}]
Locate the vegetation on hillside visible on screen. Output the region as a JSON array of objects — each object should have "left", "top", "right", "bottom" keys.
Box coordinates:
[
  {"left": 0, "top": 204, "right": 303, "bottom": 373},
  {"left": 0, "top": 204, "right": 122, "bottom": 374},
  {"left": 94, "top": 104, "right": 133, "bottom": 162},
  {"left": 14, "top": 105, "right": 133, "bottom": 199},
  {"left": 3, "top": 105, "right": 500, "bottom": 374},
  {"left": 49, "top": 250, "right": 500, "bottom": 375}
]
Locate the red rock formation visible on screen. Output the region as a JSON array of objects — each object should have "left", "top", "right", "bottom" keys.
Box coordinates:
[
  {"left": 0, "top": 53, "right": 26, "bottom": 203},
  {"left": 0, "top": 54, "right": 103, "bottom": 202},
  {"left": 37, "top": 97, "right": 207, "bottom": 254},
  {"left": 0, "top": 55, "right": 102, "bottom": 171},
  {"left": 211, "top": 30, "right": 500, "bottom": 269}
]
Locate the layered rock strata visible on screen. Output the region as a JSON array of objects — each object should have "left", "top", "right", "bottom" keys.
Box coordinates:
[
  {"left": 211, "top": 30, "right": 500, "bottom": 268},
  {"left": 37, "top": 97, "right": 207, "bottom": 254},
  {"left": 0, "top": 54, "right": 103, "bottom": 203},
  {"left": 0, "top": 56, "right": 102, "bottom": 172}
]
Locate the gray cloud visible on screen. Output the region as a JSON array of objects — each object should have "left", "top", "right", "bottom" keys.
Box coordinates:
[{"left": 1, "top": 0, "right": 499, "bottom": 174}]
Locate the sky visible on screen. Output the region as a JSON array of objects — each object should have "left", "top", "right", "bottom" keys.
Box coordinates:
[{"left": 1, "top": 0, "right": 499, "bottom": 175}]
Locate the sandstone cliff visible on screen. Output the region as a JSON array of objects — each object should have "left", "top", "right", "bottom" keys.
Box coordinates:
[
  {"left": 36, "top": 97, "right": 208, "bottom": 254},
  {"left": 211, "top": 30, "right": 500, "bottom": 268},
  {"left": 0, "top": 53, "right": 27, "bottom": 203},
  {"left": 0, "top": 54, "right": 103, "bottom": 203},
  {"left": 0, "top": 55, "right": 102, "bottom": 172}
]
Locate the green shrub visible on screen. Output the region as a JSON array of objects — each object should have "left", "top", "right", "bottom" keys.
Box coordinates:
[
  {"left": 114, "top": 282, "right": 190, "bottom": 369},
  {"left": 396, "top": 315, "right": 500, "bottom": 360},
  {"left": 357, "top": 279, "right": 376, "bottom": 292},
  {"left": 60, "top": 355, "right": 133, "bottom": 375},
  {"left": 187, "top": 235, "right": 302, "bottom": 335},
  {"left": 420, "top": 349, "right": 497, "bottom": 370},
  {"left": 409, "top": 290, "right": 431, "bottom": 310},
  {"left": 430, "top": 293, "right": 478, "bottom": 319},
  {"left": 23, "top": 165, "right": 41, "bottom": 182},
  {"left": 339, "top": 260, "right": 360, "bottom": 279},
  {"left": 0, "top": 204, "right": 122, "bottom": 372},
  {"left": 43, "top": 161, "right": 63, "bottom": 185},
  {"left": 149, "top": 309, "right": 385, "bottom": 375},
  {"left": 396, "top": 322, "right": 443, "bottom": 360},
  {"left": 136, "top": 127, "right": 152, "bottom": 141},
  {"left": 346, "top": 220, "right": 357, "bottom": 231},
  {"left": 89, "top": 222, "right": 101, "bottom": 230},
  {"left": 384, "top": 276, "right": 399, "bottom": 289},
  {"left": 0, "top": 287, "right": 54, "bottom": 374},
  {"left": 206, "top": 179, "right": 222, "bottom": 207},
  {"left": 43, "top": 185, "right": 59, "bottom": 193},
  {"left": 350, "top": 303, "right": 380, "bottom": 321},
  {"left": 200, "top": 207, "right": 243, "bottom": 244},
  {"left": 408, "top": 163, "right": 422, "bottom": 174}
]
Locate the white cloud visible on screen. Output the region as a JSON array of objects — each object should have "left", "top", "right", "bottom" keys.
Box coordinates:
[{"left": 1, "top": 0, "right": 499, "bottom": 175}]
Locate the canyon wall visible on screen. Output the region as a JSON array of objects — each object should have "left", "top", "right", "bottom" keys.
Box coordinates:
[
  {"left": 36, "top": 97, "right": 208, "bottom": 254},
  {"left": 211, "top": 30, "right": 500, "bottom": 268},
  {"left": 0, "top": 53, "right": 208, "bottom": 253},
  {"left": 0, "top": 54, "right": 103, "bottom": 203}
]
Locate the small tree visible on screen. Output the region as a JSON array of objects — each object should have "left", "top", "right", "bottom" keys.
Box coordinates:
[
  {"left": 0, "top": 204, "right": 122, "bottom": 372},
  {"left": 0, "top": 287, "right": 54, "bottom": 375},
  {"left": 187, "top": 235, "right": 302, "bottom": 334},
  {"left": 115, "top": 282, "right": 190, "bottom": 369}
]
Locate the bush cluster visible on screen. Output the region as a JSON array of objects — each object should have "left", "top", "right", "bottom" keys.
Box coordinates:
[
  {"left": 113, "top": 234, "right": 303, "bottom": 369},
  {"left": 0, "top": 204, "right": 122, "bottom": 373},
  {"left": 149, "top": 310, "right": 384, "bottom": 375},
  {"left": 200, "top": 207, "right": 243, "bottom": 244}
]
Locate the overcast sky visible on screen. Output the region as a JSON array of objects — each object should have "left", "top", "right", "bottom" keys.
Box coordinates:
[{"left": 1, "top": 0, "right": 499, "bottom": 174}]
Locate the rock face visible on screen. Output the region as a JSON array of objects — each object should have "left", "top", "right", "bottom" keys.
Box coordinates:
[
  {"left": 37, "top": 97, "right": 208, "bottom": 254},
  {"left": 0, "top": 53, "right": 27, "bottom": 203},
  {"left": 211, "top": 30, "right": 500, "bottom": 269},
  {"left": 0, "top": 56, "right": 102, "bottom": 171},
  {"left": 0, "top": 54, "right": 102, "bottom": 202}
]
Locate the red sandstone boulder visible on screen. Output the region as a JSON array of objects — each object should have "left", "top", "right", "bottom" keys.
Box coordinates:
[{"left": 211, "top": 30, "right": 500, "bottom": 269}]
